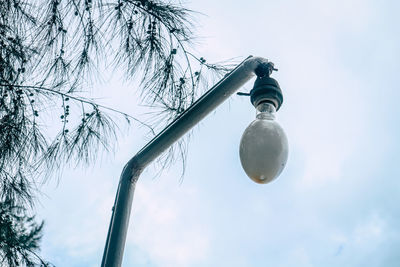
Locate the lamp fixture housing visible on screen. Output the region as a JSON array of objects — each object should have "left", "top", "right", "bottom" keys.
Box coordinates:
[
  {"left": 250, "top": 76, "right": 283, "bottom": 110},
  {"left": 239, "top": 62, "right": 288, "bottom": 184}
]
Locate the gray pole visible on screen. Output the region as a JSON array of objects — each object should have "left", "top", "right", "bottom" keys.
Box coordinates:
[{"left": 101, "top": 56, "right": 270, "bottom": 267}]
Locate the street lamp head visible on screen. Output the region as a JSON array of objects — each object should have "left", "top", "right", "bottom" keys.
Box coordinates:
[{"left": 239, "top": 63, "right": 288, "bottom": 184}]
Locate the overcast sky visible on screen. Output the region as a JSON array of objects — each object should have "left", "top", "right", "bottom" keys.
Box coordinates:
[{"left": 36, "top": 0, "right": 400, "bottom": 266}]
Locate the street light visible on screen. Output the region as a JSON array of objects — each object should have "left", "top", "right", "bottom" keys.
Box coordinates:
[
  {"left": 239, "top": 72, "right": 288, "bottom": 183},
  {"left": 101, "top": 56, "right": 288, "bottom": 267}
]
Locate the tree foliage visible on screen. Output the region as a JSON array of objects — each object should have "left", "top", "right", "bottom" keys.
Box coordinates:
[
  {"left": 0, "top": 200, "right": 52, "bottom": 267},
  {"left": 0, "top": 0, "right": 232, "bottom": 265}
]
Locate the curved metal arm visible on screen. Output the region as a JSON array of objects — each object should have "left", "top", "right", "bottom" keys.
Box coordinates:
[{"left": 101, "top": 56, "right": 270, "bottom": 267}]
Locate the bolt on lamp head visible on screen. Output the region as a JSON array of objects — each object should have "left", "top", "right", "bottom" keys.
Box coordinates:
[{"left": 239, "top": 62, "right": 288, "bottom": 184}]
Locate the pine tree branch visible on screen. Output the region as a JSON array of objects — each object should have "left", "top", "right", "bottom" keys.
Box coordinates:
[{"left": 0, "top": 83, "right": 155, "bottom": 134}]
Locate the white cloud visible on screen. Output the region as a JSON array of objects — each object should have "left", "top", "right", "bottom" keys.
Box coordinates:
[
  {"left": 128, "top": 176, "right": 210, "bottom": 266},
  {"left": 38, "top": 167, "right": 118, "bottom": 265},
  {"left": 353, "top": 214, "right": 386, "bottom": 247}
]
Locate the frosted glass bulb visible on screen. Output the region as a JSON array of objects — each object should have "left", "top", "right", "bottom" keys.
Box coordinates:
[{"left": 239, "top": 102, "right": 288, "bottom": 184}]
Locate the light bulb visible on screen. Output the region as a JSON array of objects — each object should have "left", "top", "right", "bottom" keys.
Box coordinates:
[{"left": 239, "top": 102, "right": 288, "bottom": 184}]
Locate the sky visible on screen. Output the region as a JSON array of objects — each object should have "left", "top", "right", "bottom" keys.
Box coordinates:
[{"left": 36, "top": 0, "right": 400, "bottom": 266}]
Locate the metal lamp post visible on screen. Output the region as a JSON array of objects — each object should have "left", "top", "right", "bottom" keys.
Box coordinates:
[{"left": 101, "top": 56, "right": 287, "bottom": 267}]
